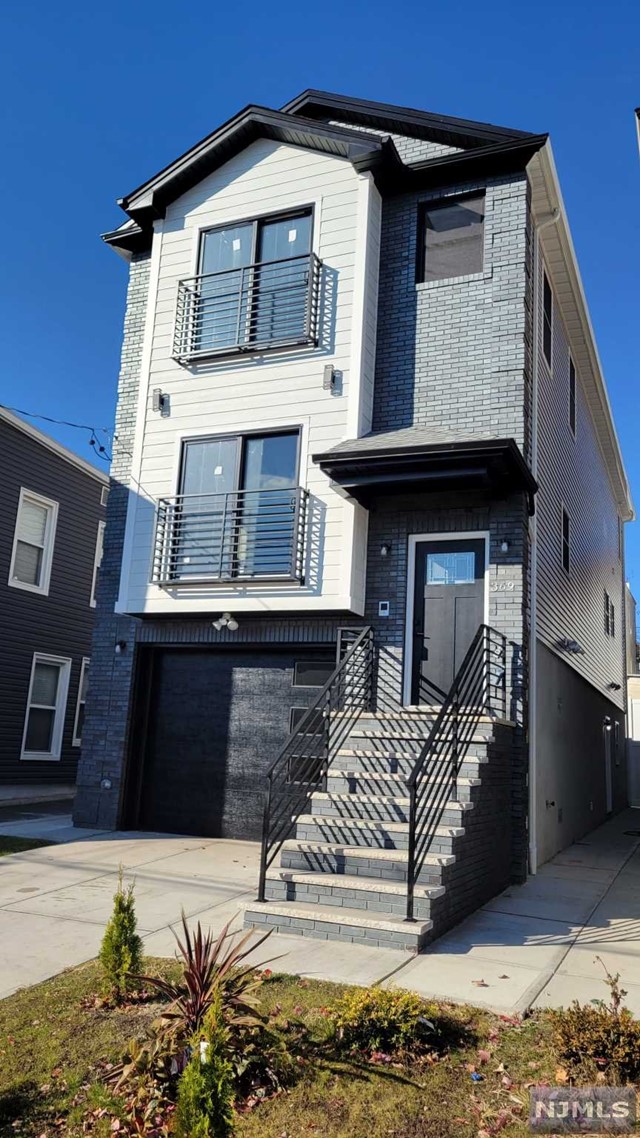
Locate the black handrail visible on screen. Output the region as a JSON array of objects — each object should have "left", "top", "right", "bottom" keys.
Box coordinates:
[
  {"left": 257, "top": 626, "right": 375, "bottom": 901},
  {"left": 405, "top": 624, "right": 507, "bottom": 921}
]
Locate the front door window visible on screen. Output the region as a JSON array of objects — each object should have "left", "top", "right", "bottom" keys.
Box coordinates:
[{"left": 412, "top": 539, "right": 485, "bottom": 705}]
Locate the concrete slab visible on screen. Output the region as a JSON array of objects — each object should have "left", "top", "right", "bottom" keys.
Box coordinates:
[
  {"left": 0, "top": 909, "right": 104, "bottom": 1000},
  {"left": 385, "top": 951, "right": 541, "bottom": 1013},
  {"left": 532, "top": 973, "right": 640, "bottom": 1017},
  {"left": 423, "top": 909, "right": 576, "bottom": 970},
  {"left": 481, "top": 875, "right": 605, "bottom": 925}
]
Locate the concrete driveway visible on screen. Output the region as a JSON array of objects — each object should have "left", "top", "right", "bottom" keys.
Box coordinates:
[{"left": 1, "top": 806, "right": 640, "bottom": 1013}]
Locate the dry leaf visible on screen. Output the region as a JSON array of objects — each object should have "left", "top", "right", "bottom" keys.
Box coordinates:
[
  {"left": 477, "top": 1049, "right": 491, "bottom": 1064},
  {"left": 472, "top": 979, "right": 489, "bottom": 988},
  {"left": 555, "top": 1066, "right": 568, "bottom": 1084}
]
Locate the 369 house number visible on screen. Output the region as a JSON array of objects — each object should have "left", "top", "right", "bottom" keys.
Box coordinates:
[{"left": 490, "top": 581, "right": 515, "bottom": 592}]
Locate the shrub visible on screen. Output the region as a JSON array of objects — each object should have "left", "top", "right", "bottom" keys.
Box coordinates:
[
  {"left": 549, "top": 958, "right": 640, "bottom": 1083},
  {"left": 331, "top": 986, "right": 435, "bottom": 1055},
  {"left": 99, "top": 867, "right": 143, "bottom": 1001},
  {"left": 174, "top": 989, "right": 235, "bottom": 1138}
]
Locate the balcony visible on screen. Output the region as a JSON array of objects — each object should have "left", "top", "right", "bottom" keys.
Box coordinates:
[
  {"left": 173, "top": 253, "right": 322, "bottom": 363},
  {"left": 152, "top": 487, "right": 309, "bottom": 586}
]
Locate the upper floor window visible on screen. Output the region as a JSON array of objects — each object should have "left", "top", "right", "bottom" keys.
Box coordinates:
[
  {"left": 21, "top": 653, "right": 71, "bottom": 760},
  {"left": 9, "top": 488, "right": 58, "bottom": 596},
  {"left": 604, "top": 590, "right": 615, "bottom": 638},
  {"left": 154, "top": 429, "right": 304, "bottom": 583},
  {"left": 174, "top": 209, "right": 320, "bottom": 362},
  {"left": 418, "top": 194, "right": 485, "bottom": 283},
  {"left": 543, "top": 272, "right": 553, "bottom": 366},
  {"left": 561, "top": 506, "right": 570, "bottom": 574},
  {"left": 90, "top": 521, "right": 106, "bottom": 608},
  {"left": 568, "top": 356, "right": 576, "bottom": 436}
]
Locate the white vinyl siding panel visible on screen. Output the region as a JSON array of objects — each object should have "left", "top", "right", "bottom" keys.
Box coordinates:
[
  {"left": 119, "top": 139, "right": 379, "bottom": 616},
  {"left": 535, "top": 258, "right": 625, "bottom": 707}
]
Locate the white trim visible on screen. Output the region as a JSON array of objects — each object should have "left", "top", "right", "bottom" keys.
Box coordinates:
[
  {"left": 402, "top": 531, "right": 490, "bottom": 707},
  {"left": 72, "top": 657, "right": 90, "bottom": 747},
  {"left": 8, "top": 488, "right": 59, "bottom": 597},
  {"left": 100, "top": 485, "right": 109, "bottom": 507},
  {"left": 0, "top": 408, "right": 109, "bottom": 486},
  {"left": 346, "top": 171, "right": 376, "bottom": 439},
  {"left": 116, "top": 218, "right": 164, "bottom": 613},
  {"left": 90, "top": 520, "right": 106, "bottom": 607},
  {"left": 21, "top": 653, "right": 71, "bottom": 761}
]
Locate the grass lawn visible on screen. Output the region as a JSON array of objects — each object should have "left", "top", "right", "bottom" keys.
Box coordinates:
[
  {"left": 0, "top": 957, "right": 564, "bottom": 1138},
  {"left": 0, "top": 836, "right": 51, "bottom": 858}
]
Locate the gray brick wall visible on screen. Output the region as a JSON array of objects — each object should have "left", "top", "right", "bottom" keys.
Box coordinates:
[
  {"left": 331, "top": 120, "right": 463, "bottom": 163},
  {"left": 73, "top": 253, "right": 150, "bottom": 828}
]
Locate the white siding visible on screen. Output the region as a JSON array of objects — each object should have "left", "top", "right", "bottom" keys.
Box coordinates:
[{"left": 117, "top": 139, "right": 380, "bottom": 616}]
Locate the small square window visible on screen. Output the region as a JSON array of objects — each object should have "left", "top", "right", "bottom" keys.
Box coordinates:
[
  {"left": 543, "top": 273, "right": 553, "bottom": 367},
  {"left": 9, "top": 489, "right": 58, "bottom": 596},
  {"left": 569, "top": 357, "right": 576, "bottom": 435},
  {"left": 419, "top": 194, "right": 485, "bottom": 283},
  {"left": 561, "top": 507, "right": 570, "bottom": 574},
  {"left": 293, "top": 658, "right": 335, "bottom": 688}
]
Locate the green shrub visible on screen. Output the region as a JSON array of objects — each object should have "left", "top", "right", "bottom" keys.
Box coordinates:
[
  {"left": 175, "top": 989, "right": 235, "bottom": 1138},
  {"left": 331, "top": 986, "right": 435, "bottom": 1055},
  {"left": 549, "top": 959, "right": 640, "bottom": 1083},
  {"left": 99, "top": 867, "right": 143, "bottom": 1001}
]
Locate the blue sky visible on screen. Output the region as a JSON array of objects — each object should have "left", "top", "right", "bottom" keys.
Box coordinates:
[{"left": 1, "top": 0, "right": 639, "bottom": 590}]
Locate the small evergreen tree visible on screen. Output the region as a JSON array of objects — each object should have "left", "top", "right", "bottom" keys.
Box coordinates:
[
  {"left": 175, "top": 987, "right": 235, "bottom": 1138},
  {"left": 99, "top": 867, "right": 143, "bottom": 1001}
]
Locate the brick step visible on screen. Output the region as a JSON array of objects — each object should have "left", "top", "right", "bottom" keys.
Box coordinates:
[
  {"left": 327, "top": 770, "right": 481, "bottom": 799},
  {"left": 295, "top": 814, "right": 464, "bottom": 852},
  {"left": 309, "top": 791, "right": 473, "bottom": 826},
  {"left": 280, "top": 839, "right": 454, "bottom": 884},
  {"left": 335, "top": 749, "right": 488, "bottom": 776},
  {"left": 243, "top": 900, "right": 432, "bottom": 952},
  {"left": 346, "top": 733, "right": 493, "bottom": 755},
  {"left": 265, "top": 869, "right": 444, "bottom": 920}
]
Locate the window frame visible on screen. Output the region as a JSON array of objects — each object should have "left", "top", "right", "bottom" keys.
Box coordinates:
[
  {"left": 568, "top": 355, "right": 577, "bottom": 436},
  {"left": 21, "top": 653, "right": 71, "bottom": 761},
  {"left": 178, "top": 427, "right": 302, "bottom": 497},
  {"left": 416, "top": 191, "right": 486, "bottom": 285},
  {"left": 72, "top": 657, "right": 90, "bottom": 747},
  {"left": 100, "top": 485, "right": 109, "bottom": 507},
  {"left": 8, "top": 487, "right": 59, "bottom": 597},
  {"left": 561, "top": 505, "right": 571, "bottom": 575},
  {"left": 90, "top": 520, "right": 106, "bottom": 608},
  {"left": 543, "top": 271, "right": 553, "bottom": 367},
  {"left": 197, "top": 205, "right": 315, "bottom": 276}
]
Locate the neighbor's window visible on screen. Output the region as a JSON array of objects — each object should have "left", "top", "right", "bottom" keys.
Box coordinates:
[
  {"left": 419, "top": 194, "right": 485, "bottom": 282},
  {"left": 90, "top": 521, "right": 106, "bottom": 607},
  {"left": 9, "top": 488, "right": 58, "bottom": 595},
  {"left": 604, "top": 591, "right": 616, "bottom": 638},
  {"left": 21, "top": 654, "right": 71, "bottom": 760},
  {"left": 543, "top": 272, "right": 553, "bottom": 366},
  {"left": 561, "top": 507, "right": 570, "bottom": 574},
  {"left": 569, "top": 356, "right": 576, "bottom": 435},
  {"left": 73, "top": 658, "right": 90, "bottom": 746}
]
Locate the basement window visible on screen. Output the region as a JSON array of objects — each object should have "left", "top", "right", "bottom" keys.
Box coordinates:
[{"left": 419, "top": 194, "right": 485, "bottom": 282}]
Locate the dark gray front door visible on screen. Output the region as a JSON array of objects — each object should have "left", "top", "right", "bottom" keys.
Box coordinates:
[{"left": 411, "top": 539, "right": 485, "bottom": 705}]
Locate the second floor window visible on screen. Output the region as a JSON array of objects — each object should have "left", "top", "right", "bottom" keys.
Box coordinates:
[
  {"left": 186, "top": 210, "right": 314, "bottom": 357},
  {"left": 569, "top": 356, "right": 576, "bottom": 435},
  {"left": 604, "top": 590, "right": 615, "bottom": 637},
  {"left": 419, "top": 194, "right": 485, "bottom": 283},
  {"left": 9, "top": 488, "right": 58, "bottom": 596}
]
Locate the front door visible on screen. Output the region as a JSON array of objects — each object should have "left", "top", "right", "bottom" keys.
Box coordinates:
[{"left": 411, "top": 539, "right": 486, "bottom": 705}]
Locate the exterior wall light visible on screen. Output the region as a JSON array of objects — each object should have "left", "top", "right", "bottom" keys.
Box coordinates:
[
  {"left": 115, "top": 640, "right": 127, "bottom": 655},
  {"left": 608, "top": 682, "right": 622, "bottom": 691},
  {"left": 380, "top": 542, "right": 392, "bottom": 558},
  {"left": 558, "top": 636, "right": 585, "bottom": 655},
  {"left": 212, "top": 613, "right": 239, "bottom": 632},
  {"left": 500, "top": 539, "right": 510, "bottom": 553}
]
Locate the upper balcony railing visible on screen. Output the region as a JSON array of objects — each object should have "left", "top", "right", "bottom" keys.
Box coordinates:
[
  {"left": 173, "top": 253, "right": 323, "bottom": 363},
  {"left": 152, "top": 487, "right": 309, "bottom": 586}
]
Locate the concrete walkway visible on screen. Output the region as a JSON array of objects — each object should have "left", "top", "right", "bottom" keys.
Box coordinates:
[{"left": 1, "top": 806, "right": 639, "bottom": 1013}]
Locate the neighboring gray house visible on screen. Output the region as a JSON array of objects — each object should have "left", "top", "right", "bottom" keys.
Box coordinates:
[
  {"left": 75, "top": 92, "right": 633, "bottom": 950},
  {"left": 0, "top": 409, "right": 108, "bottom": 791}
]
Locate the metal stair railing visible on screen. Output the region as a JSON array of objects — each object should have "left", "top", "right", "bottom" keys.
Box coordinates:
[
  {"left": 405, "top": 624, "right": 508, "bottom": 921},
  {"left": 257, "top": 626, "right": 375, "bottom": 902}
]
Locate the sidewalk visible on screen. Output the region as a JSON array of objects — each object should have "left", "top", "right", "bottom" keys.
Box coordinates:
[{"left": 0, "top": 807, "right": 639, "bottom": 1012}]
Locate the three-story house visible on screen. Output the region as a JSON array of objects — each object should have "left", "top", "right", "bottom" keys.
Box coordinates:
[{"left": 75, "top": 92, "right": 633, "bottom": 950}]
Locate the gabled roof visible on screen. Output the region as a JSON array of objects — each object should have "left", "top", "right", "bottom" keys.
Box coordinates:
[
  {"left": 281, "top": 89, "right": 539, "bottom": 148},
  {"left": 0, "top": 408, "right": 109, "bottom": 484},
  {"left": 103, "top": 92, "right": 546, "bottom": 256}
]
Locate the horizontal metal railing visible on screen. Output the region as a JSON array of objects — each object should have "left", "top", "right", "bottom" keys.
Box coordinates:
[
  {"left": 173, "top": 253, "right": 323, "bottom": 361},
  {"left": 405, "top": 624, "right": 508, "bottom": 922},
  {"left": 152, "top": 487, "right": 308, "bottom": 585},
  {"left": 257, "top": 626, "right": 375, "bottom": 901}
]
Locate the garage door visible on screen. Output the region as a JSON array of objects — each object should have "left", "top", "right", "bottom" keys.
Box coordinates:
[{"left": 134, "top": 648, "right": 334, "bottom": 840}]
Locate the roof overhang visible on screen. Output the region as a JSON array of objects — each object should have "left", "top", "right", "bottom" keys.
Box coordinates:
[
  {"left": 528, "top": 141, "right": 634, "bottom": 521},
  {"left": 313, "top": 436, "right": 537, "bottom": 511}
]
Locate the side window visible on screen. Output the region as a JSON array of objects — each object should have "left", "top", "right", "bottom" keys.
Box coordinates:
[
  {"left": 561, "top": 507, "right": 570, "bottom": 574},
  {"left": 22, "top": 654, "right": 71, "bottom": 760},
  {"left": 9, "top": 489, "right": 58, "bottom": 596},
  {"left": 419, "top": 194, "right": 485, "bottom": 282},
  {"left": 568, "top": 356, "right": 576, "bottom": 436},
  {"left": 543, "top": 272, "right": 553, "bottom": 366},
  {"left": 90, "top": 521, "right": 106, "bottom": 607},
  {"left": 73, "top": 658, "right": 90, "bottom": 746}
]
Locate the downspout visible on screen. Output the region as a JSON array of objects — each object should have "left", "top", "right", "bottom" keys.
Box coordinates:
[{"left": 528, "top": 206, "right": 560, "bottom": 875}]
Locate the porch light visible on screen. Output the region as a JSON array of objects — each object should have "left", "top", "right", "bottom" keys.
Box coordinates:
[
  {"left": 380, "top": 542, "right": 392, "bottom": 558},
  {"left": 500, "top": 539, "right": 510, "bottom": 552},
  {"left": 212, "top": 613, "right": 239, "bottom": 632}
]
